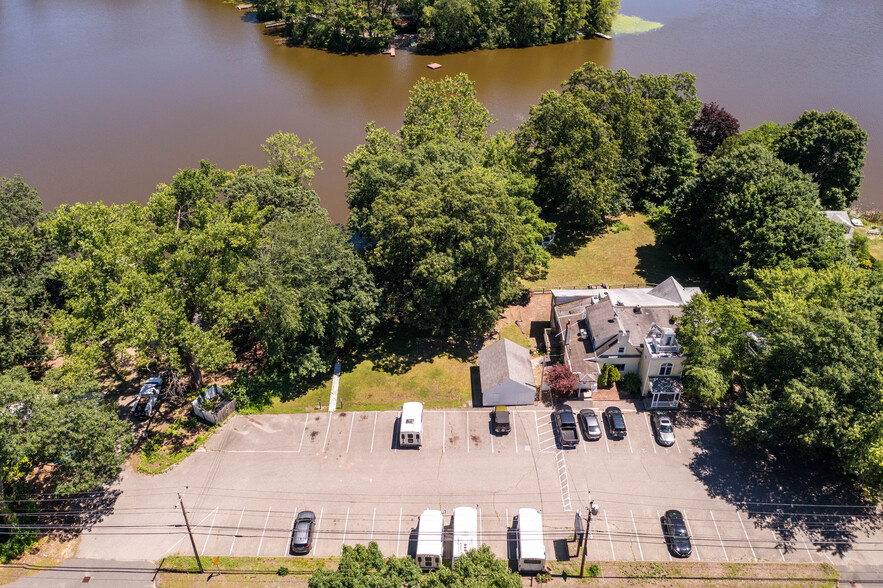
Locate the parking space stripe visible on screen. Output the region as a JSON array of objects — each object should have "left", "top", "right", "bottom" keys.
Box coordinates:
[
  {"left": 682, "top": 510, "right": 699, "bottom": 561},
  {"left": 478, "top": 507, "right": 482, "bottom": 544},
  {"left": 396, "top": 507, "right": 402, "bottom": 556},
  {"left": 644, "top": 415, "right": 656, "bottom": 453},
  {"left": 626, "top": 429, "right": 634, "bottom": 453},
  {"left": 321, "top": 413, "right": 331, "bottom": 452},
  {"left": 603, "top": 428, "right": 610, "bottom": 453},
  {"left": 370, "top": 413, "right": 377, "bottom": 453},
  {"left": 604, "top": 514, "right": 615, "bottom": 560},
  {"left": 466, "top": 412, "right": 470, "bottom": 453},
  {"left": 772, "top": 529, "right": 786, "bottom": 561},
  {"left": 442, "top": 412, "right": 446, "bottom": 453},
  {"left": 201, "top": 506, "right": 218, "bottom": 552},
  {"left": 490, "top": 429, "right": 494, "bottom": 454},
  {"left": 298, "top": 413, "right": 308, "bottom": 453},
  {"left": 370, "top": 507, "right": 376, "bottom": 542},
  {"left": 165, "top": 506, "right": 217, "bottom": 556},
  {"left": 513, "top": 415, "right": 518, "bottom": 453},
  {"left": 342, "top": 506, "right": 350, "bottom": 549},
  {"left": 657, "top": 510, "right": 671, "bottom": 561},
  {"left": 229, "top": 507, "right": 245, "bottom": 556},
  {"left": 709, "top": 510, "right": 728, "bottom": 562},
  {"left": 630, "top": 510, "right": 643, "bottom": 560},
  {"left": 257, "top": 506, "right": 271, "bottom": 556},
  {"left": 315, "top": 507, "right": 324, "bottom": 553},
  {"left": 346, "top": 413, "right": 355, "bottom": 453},
  {"left": 285, "top": 511, "right": 296, "bottom": 556},
  {"left": 803, "top": 537, "right": 814, "bottom": 562},
  {"left": 736, "top": 511, "right": 757, "bottom": 561}
]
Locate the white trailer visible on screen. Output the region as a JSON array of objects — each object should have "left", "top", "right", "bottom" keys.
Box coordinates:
[
  {"left": 399, "top": 402, "right": 423, "bottom": 447},
  {"left": 415, "top": 509, "right": 443, "bottom": 571},
  {"left": 452, "top": 506, "right": 478, "bottom": 563},
  {"left": 515, "top": 508, "right": 546, "bottom": 573}
]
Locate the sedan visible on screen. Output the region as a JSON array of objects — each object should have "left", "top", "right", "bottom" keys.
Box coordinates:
[
  {"left": 604, "top": 406, "right": 627, "bottom": 438},
  {"left": 577, "top": 409, "right": 602, "bottom": 440},
  {"left": 662, "top": 509, "right": 693, "bottom": 558},
  {"left": 652, "top": 413, "right": 676, "bottom": 447},
  {"left": 291, "top": 510, "right": 316, "bottom": 554}
]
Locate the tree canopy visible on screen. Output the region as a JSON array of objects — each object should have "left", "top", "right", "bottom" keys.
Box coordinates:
[{"left": 688, "top": 102, "right": 740, "bottom": 160}]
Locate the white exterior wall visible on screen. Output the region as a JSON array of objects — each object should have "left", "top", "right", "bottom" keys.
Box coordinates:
[
  {"left": 639, "top": 348, "right": 686, "bottom": 395},
  {"left": 482, "top": 380, "right": 535, "bottom": 406}
]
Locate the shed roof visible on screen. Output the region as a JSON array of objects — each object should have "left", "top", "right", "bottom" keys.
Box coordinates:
[{"left": 479, "top": 338, "right": 534, "bottom": 391}]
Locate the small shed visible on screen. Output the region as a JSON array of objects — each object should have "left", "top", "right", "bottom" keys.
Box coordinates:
[{"left": 478, "top": 338, "right": 535, "bottom": 406}]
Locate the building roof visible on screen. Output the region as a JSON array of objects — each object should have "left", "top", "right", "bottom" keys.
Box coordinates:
[
  {"left": 560, "top": 295, "right": 682, "bottom": 349},
  {"left": 552, "top": 277, "right": 700, "bottom": 308},
  {"left": 823, "top": 210, "right": 855, "bottom": 239},
  {"left": 479, "top": 338, "right": 534, "bottom": 391}
]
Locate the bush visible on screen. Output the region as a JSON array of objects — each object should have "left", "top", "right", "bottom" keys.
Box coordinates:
[
  {"left": 546, "top": 362, "right": 579, "bottom": 399},
  {"left": 608, "top": 365, "right": 621, "bottom": 384},
  {"left": 535, "top": 571, "right": 553, "bottom": 583},
  {"left": 598, "top": 363, "right": 609, "bottom": 388},
  {"left": 587, "top": 563, "right": 602, "bottom": 578},
  {"left": 610, "top": 220, "right": 631, "bottom": 234},
  {"left": 276, "top": 566, "right": 290, "bottom": 576},
  {"left": 621, "top": 372, "right": 642, "bottom": 393}
]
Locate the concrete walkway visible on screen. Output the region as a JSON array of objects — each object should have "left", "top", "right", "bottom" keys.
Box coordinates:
[{"left": 328, "top": 359, "right": 341, "bottom": 411}]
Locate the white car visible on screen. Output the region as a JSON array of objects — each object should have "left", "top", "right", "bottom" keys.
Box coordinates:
[
  {"left": 851, "top": 217, "right": 864, "bottom": 227},
  {"left": 132, "top": 377, "right": 162, "bottom": 419}
]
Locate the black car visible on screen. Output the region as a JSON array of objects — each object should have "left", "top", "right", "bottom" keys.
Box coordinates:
[
  {"left": 604, "top": 406, "right": 628, "bottom": 438},
  {"left": 291, "top": 510, "right": 316, "bottom": 554},
  {"left": 577, "top": 409, "right": 602, "bottom": 441},
  {"left": 662, "top": 509, "right": 693, "bottom": 558},
  {"left": 553, "top": 407, "right": 580, "bottom": 447},
  {"left": 493, "top": 406, "right": 511, "bottom": 434}
]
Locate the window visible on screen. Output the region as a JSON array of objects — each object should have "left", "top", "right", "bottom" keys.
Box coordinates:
[
  {"left": 614, "top": 364, "right": 625, "bottom": 371},
  {"left": 617, "top": 346, "right": 625, "bottom": 354},
  {"left": 659, "top": 363, "right": 673, "bottom": 376}
]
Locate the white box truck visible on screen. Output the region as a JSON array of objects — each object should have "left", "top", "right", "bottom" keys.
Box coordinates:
[
  {"left": 399, "top": 401, "right": 423, "bottom": 447},
  {"left": 415, "top": 509, "right": 443, "bottom": 571},
  {"left": 515, "top": 508, "right": 546, "bottom": 573},
  {"left": 452, "top": 506, "right": 478, "bottom": 563}
]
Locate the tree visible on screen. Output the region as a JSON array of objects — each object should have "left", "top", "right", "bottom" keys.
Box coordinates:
[
  {"left": 713, "top": 121, "right": 784, "bottom": 160},
  {"left": 309, "top": 542, "right": 421, "bottom": 588},
  {"left": 774, "top": 110, "right": 868, "bottom": 210},
  {"left": 222, "top": 172, "right": 322, "bottom": 224},
  {"left": 667, "top": 144, "right": 849, "bottom": 288},
  {"left": 400, "top": 74, "right": 495, "bottom": 150},
  {"left": 514, "top": 89, "right": 623, "bottom": 227},
  {"left": 261, "top": 131, "right": 323, "bottom": 187},
  {"left": 676, "top": 293, "right": 751, "bottom": 404},
  {"left": 545, "top": 362, "right": 578, "bottom": 398},
  {"left": 688, "top": 102, "right": 740, "bottom": 159},
  {"left": 585, "top": 0, "right": 619, "bottom": 33},
  {"left": 247, "top": 213, "right": 379, "bottom": 382},
  {"left": 0, "top": 177, "right": 53, "bottom": 372},
  {"left": 363, "top": 163, "right": 551, "bottom": 337}
]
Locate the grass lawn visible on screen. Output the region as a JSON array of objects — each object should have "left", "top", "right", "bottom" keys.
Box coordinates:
[
  {"left": 157, "top": 555, "right": 331, "bottom": 588},
  {"left": 526, "top": 214, "right": 705, "bottom": 289},
  {"left": 612, "top": 14, "right": 664, "bottom": 35}
]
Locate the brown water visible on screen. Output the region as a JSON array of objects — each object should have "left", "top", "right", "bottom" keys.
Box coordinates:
[{"left": 1, "top": 0, "right": 881, "bottom": 222}]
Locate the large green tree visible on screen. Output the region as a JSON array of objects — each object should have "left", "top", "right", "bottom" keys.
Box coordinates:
[
  {"left": 400, "top": 74, "right": 494, "bottom": 150},
  {"left": 667, "top": 144, "right": 848, "bottom": 288},
  {"left": 774, "top": 110, "right": 868, "bottom": 210}
]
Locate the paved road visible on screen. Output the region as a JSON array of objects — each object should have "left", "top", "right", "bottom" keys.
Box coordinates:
[
  {"left": 9, "top": 559, "right": 156, "bottom": 588},
  {"left": 72, "top": 406, "right": 883, "bottom": 572}
]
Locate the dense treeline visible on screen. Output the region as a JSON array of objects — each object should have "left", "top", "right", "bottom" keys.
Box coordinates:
[{"left": 252, "top": 0, "right": 618, "bottom": 52}]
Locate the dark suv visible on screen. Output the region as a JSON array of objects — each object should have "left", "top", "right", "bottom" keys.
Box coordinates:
[
  {"left": 604, "top": 406, "right": 628, "bottom": 438},
  {"left": 662, "top": 509, "right": 693, "bottom": 558},
  {"left": 291, "top": 510, "right": 316, "bottom": 554}
]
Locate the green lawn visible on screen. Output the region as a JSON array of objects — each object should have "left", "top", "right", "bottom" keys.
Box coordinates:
[{"left": 526, "top": 214, "right": 704, "bottom": 289}]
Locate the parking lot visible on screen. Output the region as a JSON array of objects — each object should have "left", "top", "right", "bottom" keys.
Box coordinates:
[{"left": 76, "top": 405, "right": 881, "bottom": 570}]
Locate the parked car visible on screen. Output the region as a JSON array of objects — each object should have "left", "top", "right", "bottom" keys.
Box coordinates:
[
  {"left": 132, "top": 377, "right": 162, "bottom": 420},
  {"left": 291, "top": 510, "right": 316, "bottom": 554},
  {"left": 662, "top": 509, "right": 693, "bottom": 558},
  {"left": 493, "top": 406, "right": 511, "bottom": 434},
  {"left": 604, "top": 406, "right": 627, "bottom": 438},
  {"left": 577, "top": 409, "right": 602, "bottom": 441},
  {"left": 652, "top": 413, "right": 676, "bottom": 447},
  {"left": 553, "top": 408, "right": 580, "bottom": 447}
]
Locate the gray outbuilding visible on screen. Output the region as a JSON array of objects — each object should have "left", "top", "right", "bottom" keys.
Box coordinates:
[{"left": 478, "top": 338, "right": 536, "bottom": 406}]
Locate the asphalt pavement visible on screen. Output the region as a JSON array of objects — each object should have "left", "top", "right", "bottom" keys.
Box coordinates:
[{"left": 9, "top": 559, "right": 156, "bottom": 588}]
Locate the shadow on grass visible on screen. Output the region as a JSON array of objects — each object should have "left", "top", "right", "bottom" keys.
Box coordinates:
[
  {"left": 633, "top": 241, "right": 710, "bottom": 289},
  {"left": 359, "top": 323, "right": 480, "bottom": 376},
  {"left": 542, "top": 221, "right": 608, "bottom": 260},
  {"left": 687, "top": 414, "right": 883, "bottom": 558}
]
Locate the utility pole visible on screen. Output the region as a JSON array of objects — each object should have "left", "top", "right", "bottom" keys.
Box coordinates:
[
  {"left": 178, "top": 492, "right": 204, "bottom": 573},
  {"left": 579, "top": 500, "right": 599, "bottom": 578}
]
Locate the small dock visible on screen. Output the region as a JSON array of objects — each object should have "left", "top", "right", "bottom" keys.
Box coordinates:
[
  {"left": 264, "top": 21, "right": 285, "bottom": 29},
  {"left": 237, "top": 4, "right": 254, "bottom": 9},
  {"left": 595, "top": 32, "right": 612, "bottom": 39},
  {"left": 389, "top": 47, "right": 395, "bottom": 56},
  {"left": 427, "top": 62, "right": 442, "bottom": 69}
]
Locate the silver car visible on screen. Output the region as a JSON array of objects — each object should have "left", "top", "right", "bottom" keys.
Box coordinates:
[{"left": 652, "top": 413, "right": 676, "bottom": 447}]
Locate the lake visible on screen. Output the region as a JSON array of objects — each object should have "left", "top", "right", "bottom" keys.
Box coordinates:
[{"left": 1, "top": 0, "right": 880, "bottom": 221}]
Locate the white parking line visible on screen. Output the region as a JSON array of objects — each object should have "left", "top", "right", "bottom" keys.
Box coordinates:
[
  {"left": 313, "top": 506, "right": 325, "bottom": 553},
  {"left": 682, "top": 510, "right": 700, "bottom": 561},
  {"left": 736, "top": 511, "right": 757, "bottom": 561},
  {"left": 604, "top": 514, "right": 615, "bottom": 560},
  {"left": 478, "top": 506, "right": 482, "bottom": 544},
  {"left": 442, "top": 412, "right": 446, "bottom": 453},
  {"left": 322, "top": 414, "right": 331, "bottom": 453},
  {"left": 630, "top": 510, "right": 644, "bottom": 561},
  {"left": 674, "top": 435, "right": 682, "bottom": 454},
  {"left": 229, "top": 507, "right": 245, "bottom": 556},
  {"left": 346, "top": 413, "right": 355, "bottom": 453},
  {"left": 341, "top": 506, "right": 350, "bottom": 548},
  {"left": 396, "top": 507, "right": 402, "bottom": 556},
  {"left": 202, "top": 507, "right": 219, "bottom": 552},
  {"left": 645, "top": 415, "right": 656, "bottom": 453},
  {"left": 513, "top": 416, "right": 518, "bottom": 453},
  {"left": 370, "top": 413, "right": 377, "bottom": 453},
  {"left": 772, "top": 529, "right": 786, "bottom": 561},
  {"left": 165, "top": 506, "right": 218, "bottom": 556},
  {"left": 803, "top": 537, "right": 814, "bottom": 562},
  {"left": 490, "top": 429, "right": 494, "bottom": 454},
  {"left": 257, "top": 506, "right": 271, "bottom": 556},
  {"left": 370, "top": 508, "right": 376, "bottom": 541},
  {"left": 603, "top": 428, "right": 610, "bottom": 453},
  {"left": 285, "top": 511, "right": 296, "bottom": 555},
  {"left": 298, "top": 414, "right": 308, "bottom": 453},
  {"left": 626, "top": 429, "right": 634, "bottom": 453},
  {"left": 466, "top": 412, "right": 470, "bottom": 453},
  {"left": 657, "top": 510, "right": 671, "bottom": 561},
  {"left": 709, "top": 510, "right": 728, "bottom": 562}
]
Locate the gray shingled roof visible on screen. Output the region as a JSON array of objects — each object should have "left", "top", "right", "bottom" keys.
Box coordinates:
[
  {"left": 479, "top": 338, "right": 534, "bottom": 391},
  {"left": 575, "top": 296, "right": 682, "bottom": 349}
]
